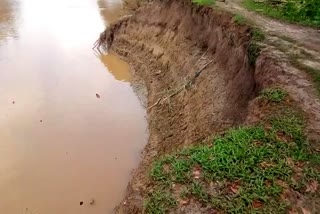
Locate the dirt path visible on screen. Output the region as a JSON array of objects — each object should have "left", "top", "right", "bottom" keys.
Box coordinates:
[
  {"left": 217, "top": 0, "right": 320, "bottom": 53},
  {"left": 215, "top": 0, "right": 320, "bottom": 143}
]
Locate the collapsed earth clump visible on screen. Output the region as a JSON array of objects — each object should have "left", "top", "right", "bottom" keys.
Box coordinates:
[{"left": 97, "top": 0, "right": 320, "bottom": 213}]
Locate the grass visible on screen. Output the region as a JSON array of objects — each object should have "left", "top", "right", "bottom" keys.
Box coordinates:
[
  {"left": 243, "top": 0, "right": 320, "bottom": 28},
  {"left": 247, "top": 28, "right": 265, "bottom": 65},
  {"left": 252, "top": 28, "right": 265, "bottom": 42},
  {"left": 231, "top": 14, "right": 265, "bottom": 66},
  {"left": 144, "top": 92, "right": 320, "bottom": 213},
  {"left": 233, "top": 14, "right": 247, "bottom": 25},
  {"left": 144, "top": 190, "right": 177, "bottom": 214},
  {"left": 248, "top": 42, "right": 261, "bottom": 65},
  {"left": 192, "top": 0, "right": 215, "bottom": 6},
  {"left": 260, "top": 88, "right": 287, "bottom": 103},
  {"left": 231, "top": 13, "right": 266, "bottom": 66}
]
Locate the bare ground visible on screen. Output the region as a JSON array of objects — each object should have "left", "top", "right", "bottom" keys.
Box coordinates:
[{"left": 97, "top": 0, "right": 320, "bottom": 213}]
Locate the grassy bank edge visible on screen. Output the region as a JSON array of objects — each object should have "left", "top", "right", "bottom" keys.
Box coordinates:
[
  {"left": 243, "top": 0, "right": 320, "bottom": 28},
  {"left": 144, "top": 88, "right": 320, "bottom": 213}
]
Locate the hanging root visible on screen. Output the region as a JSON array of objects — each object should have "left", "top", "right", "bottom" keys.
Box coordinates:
[
  {"left": 93, "top": 15, "right": 132, "bottom": 54},
  {"left": 92, "top": 30, "right": 110, "bottom": 54}
]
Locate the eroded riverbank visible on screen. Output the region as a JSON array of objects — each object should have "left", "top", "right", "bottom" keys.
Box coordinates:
[{"left": 100, "top": 0, "right": 320, "bottom": 213}]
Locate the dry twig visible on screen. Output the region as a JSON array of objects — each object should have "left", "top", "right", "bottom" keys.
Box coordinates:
[{"left": 148, "top": 60, "right": 213, "bottom": 110}]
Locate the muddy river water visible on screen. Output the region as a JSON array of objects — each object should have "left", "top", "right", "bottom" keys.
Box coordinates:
[{"left": 0, "top": 0, "right": 147, "bottom": 213}]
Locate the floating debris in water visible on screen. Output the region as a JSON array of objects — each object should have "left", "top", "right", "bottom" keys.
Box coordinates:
[
  {"left": 80, "top": 201, "right": 83, "bottom": 206},
  {"left": 40, "top": 120, "right": 42, "bottom": 122},
  {"left": 12, "top": 101, "right": 15, "bottom": 104},
  {"left": 96, "top": 93, "right": 100, "bottom": 98},
  {"left": 90, "top": 199, "right": 95, "bottom": 205}
]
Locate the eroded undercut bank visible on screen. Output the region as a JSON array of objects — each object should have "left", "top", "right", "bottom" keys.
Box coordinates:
[
  {"left": 98, "top": 0, "right": 320, "bottom": 213},
  {"left": 105, "top": 0, "right": 261, "bottom": 150}
]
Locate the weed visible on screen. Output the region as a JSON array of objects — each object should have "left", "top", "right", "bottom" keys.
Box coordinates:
[{"left": 261, "top": 88, "right": 287, "bottom": 103}]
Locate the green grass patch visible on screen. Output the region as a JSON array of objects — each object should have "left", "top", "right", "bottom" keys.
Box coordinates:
[
  {"left": 261, "top": 88, "right": 287, "bottom": 103},
  {"left": 243, "top": 0, "right": 320, "bottom": 28},
  {"left": 247, "top": 28, "right": 265, "bottom": 65},
  {"left": 233, "top": 14, "right": 247, "bottom": 25},
  {"left": 144, "top": 189, "right": 177, "bottom": 214},
  {"left": 145, "top": 102, "right": 320, "bottom": 213},
  {"left": 252, "top": 28, "right": 265, "bottom": 41},
  {"left": 248, "top": 42, "right": 261, "bottom": 65},
  {"left": 192, "top": 0, "right": 215, "bottom": 6}
]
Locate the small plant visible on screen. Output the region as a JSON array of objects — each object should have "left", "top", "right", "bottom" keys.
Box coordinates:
[
  {"left": 252, "top": 28, "right": 265, "bottom": 41},
  {"left": 192, "top": 0, "right": 215, "bottom": 6},
  {"left": 233, "top": 14, "right": 247, "bottom": 25},
  {"left": 261, "top": 88, "right": 287, "bottom": 103}
]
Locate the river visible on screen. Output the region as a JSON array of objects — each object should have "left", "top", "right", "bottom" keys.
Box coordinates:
[{"left": 0, "top": 0, "right": 147, "bottom": 213}]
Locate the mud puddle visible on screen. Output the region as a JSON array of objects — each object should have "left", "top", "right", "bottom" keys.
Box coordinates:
[{"left": 0, "top": 0, "right": 147, "bottom": 213}]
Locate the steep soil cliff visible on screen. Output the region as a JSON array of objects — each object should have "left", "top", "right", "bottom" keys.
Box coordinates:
[{"left": 99, "top": 0, "right": 320, "bottom": 213}]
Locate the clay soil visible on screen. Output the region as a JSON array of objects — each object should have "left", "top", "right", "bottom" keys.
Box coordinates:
[{"left": 99, "top": 0, "right": 320, "bottom": 213}]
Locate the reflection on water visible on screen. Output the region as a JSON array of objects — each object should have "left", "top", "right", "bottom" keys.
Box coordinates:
[
  {"left": 100, "top": 53, "right": 132, "bottom": 82},
  {"left": 0, "top": 0, "right": 19, "bottom": 42},
  {"left": 0, "top": 0, "right": 146, "bottom": 214}
]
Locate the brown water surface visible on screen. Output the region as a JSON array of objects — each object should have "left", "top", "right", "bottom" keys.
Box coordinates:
[{"left": 0, "top": 0, "right": 147, "bottom": 213}]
